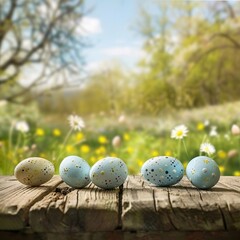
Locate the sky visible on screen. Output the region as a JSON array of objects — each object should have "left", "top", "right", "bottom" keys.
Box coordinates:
[{"left": 81, "top": 0, "right": 145, "bottom": 73}]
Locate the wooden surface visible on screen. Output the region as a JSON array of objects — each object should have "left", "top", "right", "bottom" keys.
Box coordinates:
[{"left": 0, "top": 175, "right": 240, "bottom": 238}]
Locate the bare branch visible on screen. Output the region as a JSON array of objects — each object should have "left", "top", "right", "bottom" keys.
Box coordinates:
[{"left": 0, "top": 0, "right": 87, "bottom": 102}]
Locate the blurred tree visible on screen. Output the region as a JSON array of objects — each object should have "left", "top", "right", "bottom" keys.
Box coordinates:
[
  {"left": 37, "top": 61, "right": 132, "bottom": 116},
  {"left": 0, "top": 0, "right": 86, "bottom": 103},
  {"left": 135, "top": 0, "right": 240, "bottom": 113},
  {"left": 134, "top": 1, "right": 176, "bottom": 114},
  {"left": 177, "top": 0, "right": 240, "bottom": 107},
  {"left": 77, "top": 61, "right": 130, "bottom": 115}
]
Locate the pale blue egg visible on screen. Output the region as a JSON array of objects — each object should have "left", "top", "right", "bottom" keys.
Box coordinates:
[
  {"left": 141, "top": 156, "right": 184, "bottom": 186},
  {"left": 59, "top": 156, "right": 90, "bottom": 188},
  {"left": 90, "top": 157, "right": 128, "bottom": 189},
  {"left": 186, "top": 156, "right": 220, "bottom": 189}
]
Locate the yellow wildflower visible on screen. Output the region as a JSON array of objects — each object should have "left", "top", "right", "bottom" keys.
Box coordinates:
[
  {"left": 219, "top": 165, "right": 225, "bottom": 174},
  {"left": 95, "top": 146, "right": 106, "bottom": 155},
  {"left": 217, "top": 150, "right": 227, "bottom": 159},
  {"left": 137, "top": 160, "right": 143, "bottom": 167},
  {"left": 53, "top": 128, "right": 61, "bottom": 137},
  {"left": 76, "top": 132, "right": 84, "bottom": 141},
  {"left": 110, "top": 152, "right": 117, "bottom": 157},
  {"left": 165, "top": 150, "right": 172, "bottom": 156},
  {"left": 126, "top": 147, "right": 133, "bottom": 154},
  {"left": 98, "top": 135, "right": 108, "bottom": 144},
  {"left": 66, "top": 145, "right": 74, "bottom": 153},
  {"left": 197, "top": 122, "right": 204, "bottom": 131},
  {"left": 183, "top": 161, "right": 188, "bottom": 169},
  {"left": 90, "top": 156, "right": 97, "bottom": 163},
  {"left": 151, "top": 150, "right": 159, "bottom": 157},
  {"left": 80, "top": 144, "right": 90, "bottom": 153},
  {"left": 40, "top": 153, "right": 46, "bottom": 158},
  {"left": 97, "top": 155, "right": 105, "bottom": 160},
  {"left": 233, "top": 171, "right": 240, "bottom": 176},
  {"left": 36, "top": 128, "right": 45, "bottom": 136},
  {"left": 123, "top": 133, "right": 130, "bottom": 141}
]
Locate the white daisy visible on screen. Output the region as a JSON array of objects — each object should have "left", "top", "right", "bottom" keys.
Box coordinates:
[
  {"left": 68, "top": 114, "right": 85, "bottom": 131},
  {"left": 15, "top": 121, "right": 29, "bottom": 133},
  {"left": 204, "top": 120, "right": 210, "bottom": 126},
  {"left": 171, "top": 124, "right": 188, "bottom": 140},
  {"left": 209, "top": 126, "right": 218, "bottom": 137},
  {"left": 200, "top": 142, "right": 216, "bottom": 156}
]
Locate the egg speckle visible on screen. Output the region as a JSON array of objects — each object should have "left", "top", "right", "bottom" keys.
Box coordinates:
[
  {"left": 90, "top": 157, "right": 128, "bottom": 189},
  {"left": 141, "top": 156, "right": 184, "bottom": 186},
  {"left": 14, "top": 157, "right": 54, "bottom": 186},
  {"left": 186, "top": 156, "right": 220, "bottom": 189},
  {"left": 59, "top": 156, "right": 90, "bottom": 188}
]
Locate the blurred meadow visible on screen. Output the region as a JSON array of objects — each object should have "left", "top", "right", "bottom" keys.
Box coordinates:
[{"left": 1, "top": 0, "right": 240, "bottom": 176}]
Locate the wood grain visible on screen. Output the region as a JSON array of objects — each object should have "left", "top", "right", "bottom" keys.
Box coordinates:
[
  {"left": 121, "top": 175, "right": 173, "bottom": 231},
  {"left": 0, "top": 175, "right": 62, "bottom": 230},
  {"left": 121, "top": 176, "right": 240, "bottom": 231},
  {"left": 29, "top": 182, "right": 119, "bottom": 232},
  {"left": 1, "top": 175, "right": 240, "bottom": 234}
]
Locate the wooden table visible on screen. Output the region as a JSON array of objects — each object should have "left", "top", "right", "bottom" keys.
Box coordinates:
[{"left": 0, "top": 175, "right": 240, "bottom": 240}]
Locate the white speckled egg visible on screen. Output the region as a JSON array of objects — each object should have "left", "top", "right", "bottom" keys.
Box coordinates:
[
  {"left": 186, "top": 156, "right": 220, "bottom": 189},
  {"left": 90, "top": 157, "right": 128, "bottom": 189},
  {"left": 59, "top": 155, "right": 90, "bottom": 188},
  {"left": 141, "top": 156, "right": 184, "bottom": 186},
  {"left": 14, "top": 157, "right": 54, "bottom": 186}
]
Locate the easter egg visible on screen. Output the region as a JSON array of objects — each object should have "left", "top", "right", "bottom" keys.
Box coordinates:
[
  {"left": 14, "top": 157, "right": 54, "bottom": 186},
  {"left": 141, "top": 156, "right": 184, "bottom": 186},
  {"left": 90, "top": 157, "right": 128, "bottom": 189},
  {"left": 59, "top": 156, "right": 90, "bottom": 188},
  {"left": 186, "top": 156, "right": 220, "bottom": 189}
]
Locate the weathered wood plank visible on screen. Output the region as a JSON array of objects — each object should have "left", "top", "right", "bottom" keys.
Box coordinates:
[
  {"left": 29, "top": 182, "right": 119, "bottom": 232},
  {"left": 0, "top": 175, "right": 62, "bottom": 230},
  {"left": 122, "top": 176, "right": 240, "bottom": 231},
  {"left": 1, "top": 175, "right": 240, "bottom": 233},
  {"left": 121, "top": 175, "right": 173, "bottom": 231},
  {"left": 162, "top": 177, "right": 225, "bottom": 230},
  {"left": 214, "top": 176, "right": 240, "bottom": 230}
]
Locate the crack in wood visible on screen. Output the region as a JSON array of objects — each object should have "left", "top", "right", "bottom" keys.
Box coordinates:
[
  {"left": 152, "top": 189, "right": 157, "bottom": 212},
  {"left": 218, "top": 206, "right": 227, "bottom": 230},
  {"left": 116, "top": 184, "right": 123, "bottom": 230},
  {"left": 166, "top": 187, "right": 178, "bottom": 230}
]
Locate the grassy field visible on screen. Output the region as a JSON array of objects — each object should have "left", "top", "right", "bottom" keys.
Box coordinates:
[{"left": 0, "top": 101, "right": 240, "bottom": 176}]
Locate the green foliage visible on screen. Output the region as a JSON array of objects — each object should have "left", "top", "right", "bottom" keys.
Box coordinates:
[
  {"left": 131, "top": 0, "right": 240, "bottom": 114},
  {"left": 1, "top": 101, "right": 240, "bottom": 176}
]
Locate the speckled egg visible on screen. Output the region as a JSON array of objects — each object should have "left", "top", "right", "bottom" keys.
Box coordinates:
[
  {"left": 90, "top": 157, "right": 128, "bottom": 189},
  {"left": 14, "top": 157, "right": 54, "bottom": 186},
  {"left": 141, "top": 156, "right": 184, "bottom": 186},
  {"left": 59, "top": 156, "right": 90, "bottom": 188},
  {"left": 186, "top": 156, "right": 220, "bottom": 189}
]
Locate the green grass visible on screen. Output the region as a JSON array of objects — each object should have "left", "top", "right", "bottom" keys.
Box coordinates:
[{"left": 0, "top": 101, "right": 240, "bottom": 176}]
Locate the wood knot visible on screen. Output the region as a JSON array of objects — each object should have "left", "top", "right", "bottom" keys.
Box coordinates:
[{"left": 55, "top": 187, "right": 72, "bottom": 195}]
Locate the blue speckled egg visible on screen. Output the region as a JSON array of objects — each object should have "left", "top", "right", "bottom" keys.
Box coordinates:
[
  {"left": 90, "top": 157, "right": 128, "bottom": 189},
  {"left": 141, "top": 156, "right": 184, "bottom": 186},
  {"left": 59, "top": 156, "right": 90, "bottom": 188},
  {"left": 186, "top": 156, "right": 220, "bottom": 189}
]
